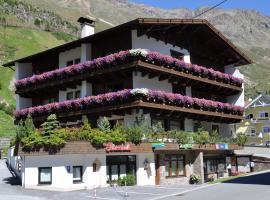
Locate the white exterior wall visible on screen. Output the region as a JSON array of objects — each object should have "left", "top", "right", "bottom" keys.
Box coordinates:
[
  {"left": 15, "top": 62, "right": 32, "bottom": 80},
  {"left": 59, "top": 47, "right": 81, "bottom": 68},
  {"left": 16, "top": 94, "right": 32, "bottom": 110},
  {"left": 133, "top": 72, "right": 172, "bottom": 92},
  {"left": 225, "top": 65, "right": 245, "bottom": 107},
  {"left": 81, "top": 43, "right": 92, "bottom": 62},
  {"left": 81, "top": 81, "right": 92, "bottom": 97},
  {"left": 131, "top": 30, "right": 189, "bottom": 56},
  {"left": 22, "top": 153, "right": 155, "bottom": 191},
  {"left": 184, "top": 86, "right": 193, "bottom": 131},
  {"left": 59, "top": 85, "right": 82, "bottom": 102}
]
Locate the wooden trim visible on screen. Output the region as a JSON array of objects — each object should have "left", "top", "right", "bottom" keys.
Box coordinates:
[
  {"left": 16, "top": 60, "right": 242, "bottom": 95},
  {"left": 137, "top": 60, "right": 242, "bottom": 92},
  {"left": 32, "top": 100, "right": 243, "bottom": 122}
]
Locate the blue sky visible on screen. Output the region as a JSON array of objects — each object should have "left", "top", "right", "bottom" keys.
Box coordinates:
[{"left": 130, "top": 0, "right": 270, "bottom": 16}]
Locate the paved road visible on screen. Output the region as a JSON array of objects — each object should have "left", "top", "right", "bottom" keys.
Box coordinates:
[{"left": 161, "top": 171, "right": 270, "bottom": 200}]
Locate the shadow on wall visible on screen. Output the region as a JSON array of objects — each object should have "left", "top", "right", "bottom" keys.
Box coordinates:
[{"left": 223, "top": 172, "right": 270, "bottom": 185}]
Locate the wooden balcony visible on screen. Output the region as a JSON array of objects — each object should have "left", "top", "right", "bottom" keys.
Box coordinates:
[{"left": 16, "top": 60, "right": 242, "bottom": 98}]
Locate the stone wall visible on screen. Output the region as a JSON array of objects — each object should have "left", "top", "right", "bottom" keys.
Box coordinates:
[{"left": 0, "top": 137, "right": 10, "bottom": 149}]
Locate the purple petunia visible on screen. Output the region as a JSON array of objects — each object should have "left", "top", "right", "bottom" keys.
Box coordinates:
[
  {"left": 14, "top": 88, "right": 244, "bottom": 120},
  {"left": 15, "top": 50, "right": 243, "bottom": 91}
]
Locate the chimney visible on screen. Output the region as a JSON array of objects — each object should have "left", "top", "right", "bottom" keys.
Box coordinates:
[{"left": 77, "top": 16, "right": 96, "bottom": 38}]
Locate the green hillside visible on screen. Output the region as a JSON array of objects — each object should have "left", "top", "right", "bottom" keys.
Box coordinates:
[{"left": 0, "top": 26, "right": 75, "bottom": 137}]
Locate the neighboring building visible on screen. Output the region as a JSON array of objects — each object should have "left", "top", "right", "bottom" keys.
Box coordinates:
[
  {"left": 237, "top": 94, "right": 270, "bottom": 137},
  {"left": 3, "top": 18, "right": 251, "bottom": 190}
]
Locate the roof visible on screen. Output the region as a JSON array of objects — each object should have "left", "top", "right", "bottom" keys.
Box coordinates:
[
  {"left": 245, "top": 94, "right": 270, "bottom": 109},
  {"left": 3, "top": 18, "right": 252, "bottom": 67}
]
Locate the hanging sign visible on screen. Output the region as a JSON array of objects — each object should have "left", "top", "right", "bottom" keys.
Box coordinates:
[
  {"left": 215, "top": 143, "right": 229, "bottom": 150},
  {"left": 151, "top": 143, "right": 165, "bottom": 149},
  {"left": 104, "top": 143, "right": 131, "bottom": 152},
  {"left": 180, "top": 144, "right": 193, "bottom": 149}
]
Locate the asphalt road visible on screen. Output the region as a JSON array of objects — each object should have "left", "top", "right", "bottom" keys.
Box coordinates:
[{"left": 161, "top": 171, "right": 270, "bottom": 200}]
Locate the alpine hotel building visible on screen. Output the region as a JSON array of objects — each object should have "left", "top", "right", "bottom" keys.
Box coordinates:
[{"left": 4, "top": 18, "right": 252, "bottom": 190}]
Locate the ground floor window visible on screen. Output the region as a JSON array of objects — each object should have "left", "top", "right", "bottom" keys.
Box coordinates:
[
  {"left": 38, "top": 167, "right": 52, "bottom": 185},
  {"left": 204, "top": 157, "right": 226, "bottom": 178},
  {"left": 164, "top": 155, "right": 185, "bottom": 177},
  {"left": 106, "top": 155, "right": 136, "bottom": 182},
  {"left": 73, "top": 166, "right": 83, "bottom": 183}
]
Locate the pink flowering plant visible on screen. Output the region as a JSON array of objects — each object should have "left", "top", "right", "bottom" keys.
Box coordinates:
[
  {"left": 15, "top": 88, "right": 244, "bottom": 119},
  {"left": 15, "top": 49, "right": 243, "bottom": 91}
]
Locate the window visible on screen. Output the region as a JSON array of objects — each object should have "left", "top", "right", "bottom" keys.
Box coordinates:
[
  {"left": 42, "top": 98, "right": 56, "bottom": 105},
  {"left": 259, "top": 111, "right": 269, "bottom": 118},
  {"left": 169, "top": 120, "right": 184, "bottom": 131},
  {"left": 66, "top": 92, "right": 74, "bottom": 100},
  {"left": 170, "top": 50, "right": 184, "bottom": 60},
  {"left": 74, "top": 58, "right": 81, "bottom": 64},
  {"left": 246, "top": 114, "right": 253, "bottom": 119},
  {"left": 251, "top": 128, "right": 256, "bottom": 136},
  {"left": 164, "top": 155, "right": 185, "bottom": 177},
  {"left": 73, "top": 166, "right": 83, "bottom": 183},
  {"left": 263, "top": 127, "right": 270, "bottom": 133},
  {"left": 204, "top": 158, "right": 225, "bottom": 175},
  {"left": 75, "top": 90, "right": 81, "bottom": 99},
  {"left": 66, "top": 60, "right": 74, "bottom": 66},
  {"left": 212, "top": 124, "right": 220, "bottom": 134},
  {"left": 38, "top": 167, "right": 52, "bottom": 185},
  {"left": 66, "top": 90, "right": 81, "bottom": 100}
]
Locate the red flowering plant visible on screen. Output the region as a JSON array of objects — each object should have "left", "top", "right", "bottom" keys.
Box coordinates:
[
  {"left": 14, "top": 88, "right": 244, "bottom": 120},
  {"left": 15, "top": 49, "right": 243, "bottom": 91}
]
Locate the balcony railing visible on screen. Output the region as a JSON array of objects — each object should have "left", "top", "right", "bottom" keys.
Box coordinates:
[
  {"left": 15, "top": 49, "right": 243, "bottom": 96},
  {"left": 15, "top": 88, "right": 244, "bottom": 123}
]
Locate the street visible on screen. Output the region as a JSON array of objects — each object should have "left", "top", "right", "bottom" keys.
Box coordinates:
[{"left": 1, "top": 159, "right": 270, "bottom": 200}]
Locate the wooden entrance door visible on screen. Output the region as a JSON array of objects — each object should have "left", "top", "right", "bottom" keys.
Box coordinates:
[{"left": 155, "top": 154, "right": 160, "bottom": 185}]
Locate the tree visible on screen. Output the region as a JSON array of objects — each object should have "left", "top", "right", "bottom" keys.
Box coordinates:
[
  {"left": 97, "top": 117, "right": 110, "bottom": 133},
  {"left": 24, "top": 114, "right": 35, "bottom": 136},
  {"left": 41, "top": 114, "right": 59, "bottom": 136}
]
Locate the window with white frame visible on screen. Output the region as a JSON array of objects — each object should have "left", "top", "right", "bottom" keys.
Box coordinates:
[
  {"left": 251, "top": 128, "right": 256, "bottom": 136},
  {"left": 259, "top": 111, "right": 269, "bottom": 118},
  {"left": 245, "top": 113, "right": 253, "bottom": 119},
  {"left": 66, "top": 58, "right": 81, "bottom": 66},
  {"left": 38, "top": 167, "right": 52, "bottom": 185},
  {"left": 66, "top": 90, "right": 81, "bottom": 100},
  {"left": 263, "top": 127, "right": 270, "bottom": 134},
  {"left": 73, "top": 166, "right": 83, "bottom": 183}
]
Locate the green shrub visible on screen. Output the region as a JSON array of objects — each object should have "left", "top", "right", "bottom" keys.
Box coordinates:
[
  {"left": 209, "top": 130, "right": 221, "bottom": 144},
  {"left": 169, "top": 130, "right": 192, "bottom": 145},
  {"left": 193, "top": 129, "right": 210, "bottom": 144},
  {"left": 98, "top": 117, "right": 111, "bottom": 133},
  {"left": 41, "top": 114, "right": 59, "bottom": 136},
  {"left": 189, "top": 174, "right": 201, "bottom": 184},
  {"left": 117, "top": 175, "right": 136, "bottom": 186},
  {"left": 109, "top": 126, "right": 126, "bottom": 144},
  {"left": 234, "top": 133, "right": 247, "bottom": 146},
  {"left": 125, "top": 126, "right": 143, "bottom": 144}
]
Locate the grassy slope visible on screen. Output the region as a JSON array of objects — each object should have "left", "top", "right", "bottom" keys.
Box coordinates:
[{"left": 0, "top": 26, "right": 71, "bottom": 137}]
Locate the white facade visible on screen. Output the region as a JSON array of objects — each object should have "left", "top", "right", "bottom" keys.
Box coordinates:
[
  {"left": 21, "top": 153, "right": 155, "bottom": 191},
  {"left": 225, "top": 65, "right": 245, "bottom": 107},
  {"left": 133, "top": 72, "right": 172, "bottom": 92},
  {"left": 59, "top": 47, "right": 81, "bottom": 68}
]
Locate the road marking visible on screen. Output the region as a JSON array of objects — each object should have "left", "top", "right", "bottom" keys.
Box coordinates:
[
  {"left": 86, "top": 196, "right": 119, "bottom": 200},
  {"left": 116, "top": 190, "right": 161, "bottom": 195},
  {"left": 139, "top": 185, "right": 184, "bottom": 190},
  {"left": 149, "top": 184, "right": 216, "bottom": 200}
]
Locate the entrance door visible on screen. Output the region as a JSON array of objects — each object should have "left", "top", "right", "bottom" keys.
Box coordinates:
[
  {"left": 155, "top": 154, "right": 160, "bottom": 185},
  {"left": 106, "top": 155, "right": 136, "bottom": 182}
]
